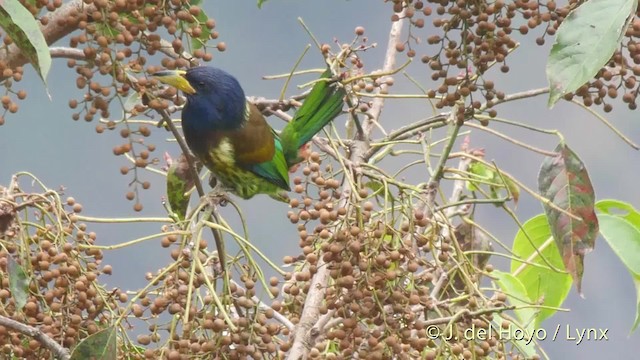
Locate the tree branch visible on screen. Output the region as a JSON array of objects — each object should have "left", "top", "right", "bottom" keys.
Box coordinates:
[
  {"left": 49, "top": 47, "right": 85, "bottom": 60},
  {"left": 1, "top": 0, "right": 95, "bottom": 69},
  {"left": 362, "top": 15, "right": 405, "bottom": 136},
  {"left": 0, "top": 315, "right": 70, "bottom": 360},
  {"left": 286, "top": 9, "right": 406, "bottom": 360}
]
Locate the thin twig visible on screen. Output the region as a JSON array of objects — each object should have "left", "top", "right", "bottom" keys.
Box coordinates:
[
  {"left": 430, "top": 272, "right": 448, "bottom": 300},
  {"left": 421, "top": 306, "right": 515, "bottom": 327},
  {"left": 309, "top": 308, "right": 337, "bottom": 341},
  {"left": 155, "top": 108, "right": 227, "bottom": 277},
  {"left": 477, "top": 87, "right": 549, "bottom": 112},
  {"left": 365, "top": 113, "right": 448, "bottom": 160},
  {"left": 570, "top": 99, "right": 639, "bottom": 150},
  {"left": 464, "top": 121, "right": 558, "bottom": 157},
  {"left": 430, "top": 108, "right": 460, "bottom": 183},
  {"left": 230, "top": 280, "right": 294, "bottom": 332}
]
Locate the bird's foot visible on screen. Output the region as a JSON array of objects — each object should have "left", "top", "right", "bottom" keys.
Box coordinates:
[
  {"left": 204, "top": 175, "right": 232, "bottom": 206},
  {"left": 208, "top": 174, "right": 218, "bottom": 189},
  {"left": 269, "top": 191, "right": 290, "bottom": 203},
  {"left": 201, "top": 191, "right": 231, "bottom": 208}
]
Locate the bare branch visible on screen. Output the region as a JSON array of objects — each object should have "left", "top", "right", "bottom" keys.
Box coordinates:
[
  {"left": 477, "top": 87, "right": 548, "bottom": 112},
  {"left": 0, "top": 315, "right": 70, "bottom": 360},
  {"left": 1, "top": 0, "right": 96, "bottom": 70},
  {"left": 286, "top": 10, "right": 406, "bottom": 360},
  {"left": 286, "top": 257, "right": 331, "bottom": 360},
  {"left": 49, "top": 47, "right": 85, "bottom": 60},
  {"left": 230, "top": 280, "right": 294, "bottom": 332},
  {"left": 363, "top": 10, "right": 405, "bottom": 135}
]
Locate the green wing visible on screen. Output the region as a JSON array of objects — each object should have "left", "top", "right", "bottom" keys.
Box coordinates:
[
  {"left": 223, "top": 103, "right": 290, "bottom": 191},
  {"left": 280, "top": 69, "right": 345, "bottom": 165},
  {"left": 245, "top": 136, "right": 290, "bottom": 190}
]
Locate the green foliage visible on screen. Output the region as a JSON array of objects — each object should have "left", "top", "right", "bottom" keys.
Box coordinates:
[
  {"left": 467, "top": 161, "right": 520, "bottom": 205},
  {"left": 180, "top": 0, "right": 212, "bottom": 51},
  {"left": 596, "top": 199, "right": 640, "bottom": 331},
  {"left": 70, "top": 326, "right": 118, "bottom": 360},
  {"left": 0, "top": 0, "right": 50, "bottom": 83},
  {"left": 7, "top": 256, "right": 28, "bottom": 310},
  {"left": 493, "top": 270, "right": 537, "bottom": 332},
  {"left": 547, "top": 0, "right": 637, "bottom": 106},
  {"left": 537, "top": 142, "right": 598, "bottom": 294},
  {"left": 510, "top": 214, "right": 572, "bottom": 327},
  {"left": 166, "top": 154, "right": 194, "bottom": 221}
]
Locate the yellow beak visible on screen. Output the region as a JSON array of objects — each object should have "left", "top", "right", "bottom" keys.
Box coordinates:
[{"left": 152, "top": 70, "right": 196, "bottom": 94}]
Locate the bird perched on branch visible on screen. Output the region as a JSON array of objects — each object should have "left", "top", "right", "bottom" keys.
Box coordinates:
[{"left": 154, "top": 66, "right": 345, "bottom": 201}]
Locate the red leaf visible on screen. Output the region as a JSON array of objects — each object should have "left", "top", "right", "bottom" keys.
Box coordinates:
[{"left": 538, "top": 143, "right": 598, "bottom": 296}]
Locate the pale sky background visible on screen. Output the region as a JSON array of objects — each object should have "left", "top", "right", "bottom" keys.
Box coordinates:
[{"left": 1, "top": 0, "right": 639, "bottom": 358}]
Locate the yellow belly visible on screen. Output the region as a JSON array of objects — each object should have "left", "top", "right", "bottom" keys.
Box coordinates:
[{"left": 204, "top": 139, "right": 282, "bottom": 200}]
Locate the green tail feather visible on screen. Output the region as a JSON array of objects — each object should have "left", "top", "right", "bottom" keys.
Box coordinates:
[{"left": 280, "top": 69, "right": 345, "bottom": 165}]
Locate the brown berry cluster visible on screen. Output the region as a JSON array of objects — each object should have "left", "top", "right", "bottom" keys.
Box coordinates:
[
  {"left": 128, "top": 229, "right": 288, "bottom": 359},
  {"left": 58, "top": 0, "right": 224, "bottom": 209},
  {"left": 63, "top": 0, "right": 221, "bottom": 123},
  {"left": 0, "top": 0, "right": 54, "bottom": 104},
  {"left": 0, "top": 61, "right": 27, "bottom": 125},
  {"left": 57, "top": 0, "right": 220, "bottom": 197},
  {"left": 566, "top": 23, "right": 640, "bottom": 112},
  {"left": 391, "top": 0, "right": 526, "bottom": 117},
  {"left": 279, "top": 152, "right": 534, "bottom": 358},
  {"left": 92, "top": 118, "right": 157, "bottom": 211},
  {"left": 386, "top": 0, "right": 640, "bottom": 120},
  {"left": 1, "top": 1, "right": 226, "bottom": 206},
  {"left": 0, "top": 184, "right": 118, "bottom": 359}
]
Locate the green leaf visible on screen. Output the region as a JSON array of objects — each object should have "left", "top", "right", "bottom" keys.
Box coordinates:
[
  {"left": 191, "top": 10, "right": 211, "bottom": 51},
  {"left": 538, "top": 143, "right": 598, "bottom": 295},
  {"left": 511, "top": 214, "right": 572, "bottom": 327},
  {"left": 122, "top": 91, "right": 142, "bottom": 114},
  {"left": 70, "top": 326, "right": 117, "bottom": 360},
  {"left": 95, "top": 22, "right": 120, "bottom": 38},
  {"left": 257, "top": 0, "right": 268, "bottom": 8},
  {"left": 466, "top": 161, "right": 494, "bottom": 191},
  {"left": 0, "top": 0, "right": 51, "bottom": 84},
  {"left": 597, "top": 213, "right": 640, "bottom": 332},
  {"left": 466, "top": 161, "right": 520, "bottom": 205},
  {"left": 493, "top": 270, "right": 536, "bottom": 332},
  {"left": 491, "top": 314, "right": 537, "bottom": 358},
  {"left": 633, "top": 275, "right": 640, "bottom": 333},
  {"left": 596, "top": 199, "right": 640, "bottom": 229},
  {"left": 179, "top": 0, "right": 211, "bottom": 51},
  {"left": 166, "top": 153, "right": 197, "bottom": 220},
  {"left": 596, "top": 201, "right": 640, "bottom": 274},
  {"left": 364, "top": 180, "right": 384, "bottom": 196},
  {"left": 546, "top": 0, "right": 637, "bottom": 107},
  {"left": 7, "top": 256, "right": 28, "bottom": 310}
]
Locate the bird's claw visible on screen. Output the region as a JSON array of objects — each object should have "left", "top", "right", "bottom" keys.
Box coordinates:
[
  {"left": 201, "top": 174, "right": 231, "bottom": 206},
  {"left": 201, "top": 191, "right": 230, "bottom": 208},
  {"left": 208, "top": 174, "right": 218, "bottom": 189}
]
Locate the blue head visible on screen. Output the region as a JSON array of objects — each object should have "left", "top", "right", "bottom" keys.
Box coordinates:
[{"left": 180, "top": 67, "right": 247, "bottom": 132}]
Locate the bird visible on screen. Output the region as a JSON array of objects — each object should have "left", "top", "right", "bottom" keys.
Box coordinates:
[{"left": 153, "top": 66, "right": 345, "bottom": 201}]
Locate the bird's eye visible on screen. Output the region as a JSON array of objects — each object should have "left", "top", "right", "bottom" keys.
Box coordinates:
[{"left": 198, "top": 81, "right": 206, "bottom": 87}]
